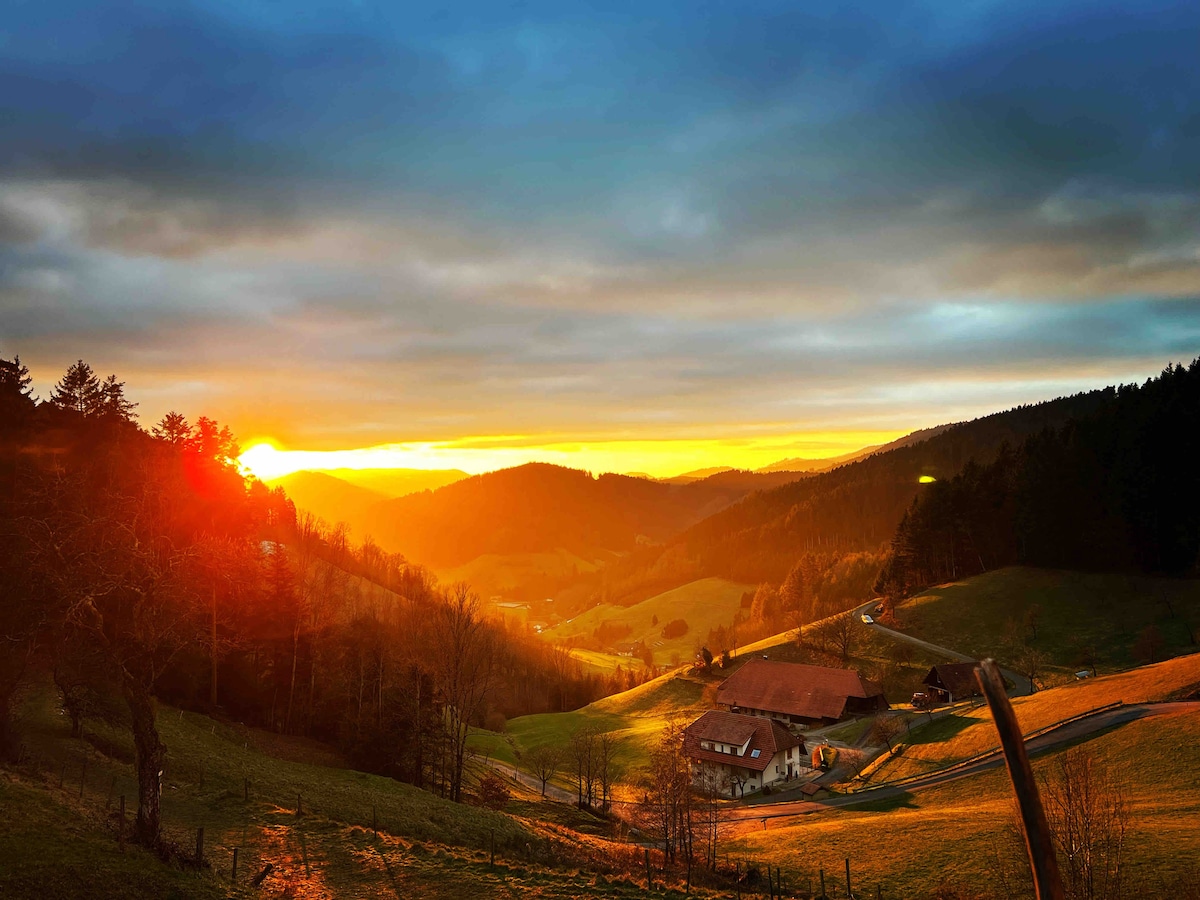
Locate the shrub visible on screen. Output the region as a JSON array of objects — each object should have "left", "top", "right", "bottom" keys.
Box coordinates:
[
  {"left": 476, "top": 772, "right": 511, "bottom": 810},
  {"left": 661, "top": 619, "right": 689, "bottom": 639}
]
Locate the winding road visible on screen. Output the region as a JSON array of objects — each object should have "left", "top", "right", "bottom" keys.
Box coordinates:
[
  {"left": 723, "top": 699, "right": 1200, "bottom": 822},
  {"left": 852, "top": 598, "right": 1033, "bottom": 696}
]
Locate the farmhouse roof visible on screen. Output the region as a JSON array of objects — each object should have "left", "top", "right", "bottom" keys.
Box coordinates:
[
  {"left": 683, "top": 710, "right": 802, "bottom": 773},
  {"left": 923, "top": 663, "right": 981, "bottom": 697},
  {"left": 715, "top": 659, "right": 884, "bottom": 721},
  {"left": 800, "top": 781, "right": 824, "bottom": 796}
]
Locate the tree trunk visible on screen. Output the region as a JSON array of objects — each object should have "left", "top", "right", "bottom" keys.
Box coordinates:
[
  {"left": 124, "top": 684, "right": 165, "bottom": 851},
  {"left": 209, "top": 585, "right": 218, "bottom": 708},
  {"left": 286, "top": 627, "right": 299, "bottom": 733}
]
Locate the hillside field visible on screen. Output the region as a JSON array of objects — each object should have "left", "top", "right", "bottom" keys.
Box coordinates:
[
  {"left": 727, "top": 698, "right": 1200, "bottom": 898},
  {"left": 545, "top": 577, "right": 754, "bottom": 666},
  {"left": 894, "top": 566, "right": 1200, "bottom": 674},
  {"left": 439, "top": 548, "right": 618, "bottom": 603},
  {"left": 867, "top": 650, "right": 1200, "bottom": 783},
  {"left": 0, "top": 683, "right": 732, "bottom": 900}
]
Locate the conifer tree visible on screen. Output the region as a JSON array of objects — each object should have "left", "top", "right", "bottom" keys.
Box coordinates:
[{"left": 50, "top": 359, "right": 102, "bottom": 415}]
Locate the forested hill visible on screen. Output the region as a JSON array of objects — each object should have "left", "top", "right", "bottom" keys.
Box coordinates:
[
  {"left": 594, "top": 383, "right": 1128, "bottom": 599},
  {"left": 358, "top": 462, "right": 809, "bottom": 568},
  {"left": 878, "top": 360, "right": 1200, "bottom": 598}
]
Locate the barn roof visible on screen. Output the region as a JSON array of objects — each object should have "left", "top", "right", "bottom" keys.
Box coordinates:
[
  {"left": 923, "top": 662, "right": 982, "bottom": 697},
  {"left": 715, "top": 659, "right": 884, "bottom": 721}
]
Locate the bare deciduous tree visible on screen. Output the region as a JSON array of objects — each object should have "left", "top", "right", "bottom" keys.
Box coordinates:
[
  {"left": 526, "top": 744, "right": 563, "bottom": 797},
  {"left": 430, "top": 583, "right": 494, "bottom": 803},
  {"left": 1042, "top": 748, "right": 1129, "bottom": 900}
]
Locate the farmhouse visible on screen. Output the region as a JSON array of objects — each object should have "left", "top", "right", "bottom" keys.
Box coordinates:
[
  {"left": 715, "top": 659, "right": 887, "bottom": 727},
  {"left": 682, "top": 710, "right": 808, "bottom": 798},
  {"left": 921, "top": 662, "right": 982, "bottom": 703}
]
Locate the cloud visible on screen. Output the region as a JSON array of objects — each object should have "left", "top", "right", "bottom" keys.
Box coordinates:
[{"left": 2, "top": 0, "right": 1200, "bottom": 455}]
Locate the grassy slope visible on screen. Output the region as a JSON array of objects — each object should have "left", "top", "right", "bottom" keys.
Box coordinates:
[
  {"left": 895, "top": 566, "right": 1200, "bottom": 674},
  {"left": 5, "top": 681, "right": 756, "bottom": 899},
  {"left": 868, "top": 651, "right": 1200, "bottom": 782},
  {"left": 438, "top": 548, "right": 612, "bottom": 600},
  {"left": 545, "top": 578, "right": 754, "bottom": 666},
  {"left": 479, "top": 669, "right": 719, "bottom": 776},
  {"left": 727, "top": 704, "right": 1200, "bottom": 898}
]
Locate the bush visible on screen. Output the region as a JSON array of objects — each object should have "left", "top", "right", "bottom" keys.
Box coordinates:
[
  {"left": 476, "top": 772, "right": 511, "bottom": 810},
  {"left": 661, "top": 619, "right": 689, "bottom": 639}
]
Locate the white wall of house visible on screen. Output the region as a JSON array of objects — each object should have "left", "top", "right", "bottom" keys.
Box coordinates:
[{"left": 690, "top": 744, "right": 810, "bottom": 798}]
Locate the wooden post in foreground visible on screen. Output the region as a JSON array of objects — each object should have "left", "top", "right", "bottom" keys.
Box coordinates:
[
  {"left": 845, "top": 856, "right": 852, "bottom": 898},
  {"left": 195, "top": 827, "right": 204, "bottom": 865},
  {"left": 975, "top": 659, "right": 1065, "bottom": 900},
  {"left": 644, "top": 847, "right": 652, "bottom": 891},
  {"left": 231, "top": 847, "right": 239, "bottom": 883}
]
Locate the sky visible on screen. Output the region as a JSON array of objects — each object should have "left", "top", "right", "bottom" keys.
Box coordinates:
[{"left": 2, "top": 0, "right": 1199, "bottom": 478}]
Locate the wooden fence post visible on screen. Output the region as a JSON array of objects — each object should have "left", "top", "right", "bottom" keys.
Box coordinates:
[
  {"left": 231, "top": 847, "right": 239, "bottom": 883},
  {"left": 644, "top": 847, "right": 652, "bottom": 891},
  {"left": 118, "top": 795, "right": 126, "bottom": 851},
  {"left": 845, "top": 857, "right": 852, "bottom": 899},
  {"left": 297, "top": 792, "right": 303, "bottom": 815},
  {"left": 251, "top": 864, "right": 274, "bottom": 887},
  {"left": 819, "top": 867, "right": 826, "bottom": 900},
  {"left": 195, "top": 827, "right": 205, "bottom": 865},
  {"left": 300, "top": 832, "right": 310, "bottom": 876}
]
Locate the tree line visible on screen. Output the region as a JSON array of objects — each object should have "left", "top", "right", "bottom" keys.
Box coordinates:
[
  {"left": 876, "top": 360, "right": 1200, "bottom": 600},
  {"left": 0, "top": 357, "right": 618, "bottom": 852}
]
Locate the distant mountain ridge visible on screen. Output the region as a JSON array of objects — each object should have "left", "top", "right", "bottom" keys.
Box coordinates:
[
  {"left": 593, "top": 388, "right": 1125, "bottom": 596},
  {"left": 357, "top": 463, "right": 810, "bottom": 569},
  {"left": 268, "top": 467, "right": 468, "bottom": 537}
]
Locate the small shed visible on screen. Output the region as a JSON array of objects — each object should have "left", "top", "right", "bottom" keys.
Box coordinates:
[
  {"left": 800, "top": 781, "right": 830, "bottom": 800},
  {"left": 922, "top": 663, "right": 982, "bottom": 703}
]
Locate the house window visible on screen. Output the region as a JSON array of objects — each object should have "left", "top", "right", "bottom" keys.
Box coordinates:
[
  {"left": 701, "top": 741, "right": 710, "bottom": 750},
  {"left": 750, "top": 749, "right": 761, "bottom": 759}
]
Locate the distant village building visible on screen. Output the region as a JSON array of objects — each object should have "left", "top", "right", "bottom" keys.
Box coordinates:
[
  {"left": 715, "top": 659, "right": 887, "bottom": 727},
  {"left": 682, "top": 710, "right": 808, "bottom": 798},
  {"left": 921, "top": 663, "right": 982, "bottom": 704}
]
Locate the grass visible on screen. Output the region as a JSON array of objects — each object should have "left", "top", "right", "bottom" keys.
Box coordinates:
[
  {"left": 479, "top": 667, "right": 718, "bottom": 779},
  {"left": 895, "top": 566, "right": 1200, "bottom": 674},
  {"left": 4, "top": 682, "right": 746, "bottom": 899},
  {"left": 565, "top": 648, "right": 647, "bottom": 675},
  {"left": 726, "top": 704, "right": 1200, "bottom": 898},
  {"left": 868, "top": 650, "right": 1200, "bottom": 783},
  {"left": 545, "top": 578, "right": 754, "bottom": 666},
  {"left": 438, "top": 549, "right": 614, "bottom": 601}
]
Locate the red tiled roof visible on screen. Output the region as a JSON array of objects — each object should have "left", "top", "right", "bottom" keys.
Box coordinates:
[
  {"left": 682, "top": 710, "right": 803, "bottom": 773},
  {"left": 715, "top": 659, "right": 884, "bottom": 721}
]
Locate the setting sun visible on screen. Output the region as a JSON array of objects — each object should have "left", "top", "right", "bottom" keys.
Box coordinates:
[{"left": 237, "top": 431, "right": 910, "bottom": 482}]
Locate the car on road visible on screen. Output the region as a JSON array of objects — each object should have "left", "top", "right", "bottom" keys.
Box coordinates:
[{"left": 860, "top": 614, "right": 874, "bottom": 624}]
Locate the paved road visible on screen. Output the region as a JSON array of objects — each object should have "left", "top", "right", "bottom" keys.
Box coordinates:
[
  {"left": 723, "top": 700, "right": 1200, "bottom": 823},
  {"left": 481, "top": 759, "right": 579, "bottom": 805},
  {"left": 853, "top": 599, "right": 1033, "bottom": 696}
]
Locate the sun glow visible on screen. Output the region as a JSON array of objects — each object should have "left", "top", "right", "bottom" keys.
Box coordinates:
[{"left": 237, "top": 430, "right": 910, "bottom": 482}]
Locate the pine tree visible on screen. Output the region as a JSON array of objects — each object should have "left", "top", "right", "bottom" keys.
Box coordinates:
[
  {"left": 50, "top": 360, "right": 102, "bottom": 415},
  {"left": 153, "top": 411, "right": 192, "bottom": 445},
  {"left": 0, "top": 356, "right": 35, "bottom": 421},
  {"left": 98, "top": 374, "right": 138, "bottom": 422}
]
